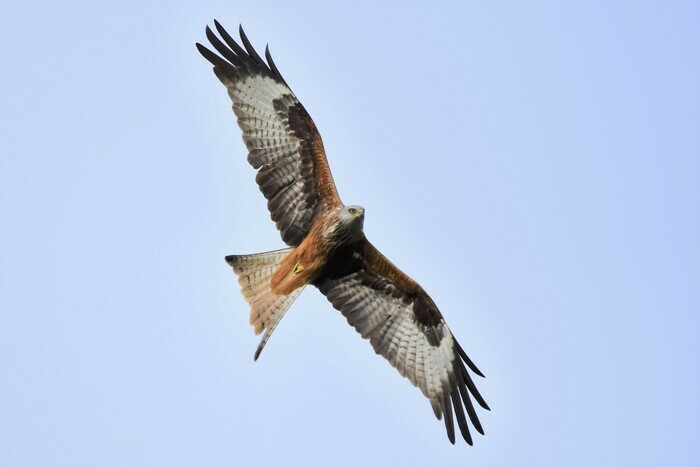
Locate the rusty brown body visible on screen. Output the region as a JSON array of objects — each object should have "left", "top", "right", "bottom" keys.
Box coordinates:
[{"left": 270, "top": 213, "right": 336, "bottom": 295}]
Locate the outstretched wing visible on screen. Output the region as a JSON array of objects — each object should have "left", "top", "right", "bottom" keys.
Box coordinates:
[
  {"left": 197, "top": 22, "right": 342, "bottom": 246},
  {"left": 314, "top": 241, "right": 490, "bottom": 444}
]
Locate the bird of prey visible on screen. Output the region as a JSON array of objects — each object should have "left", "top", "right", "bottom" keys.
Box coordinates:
[{"left": 197, "top": 22, "right": 489, "bottom": 445}]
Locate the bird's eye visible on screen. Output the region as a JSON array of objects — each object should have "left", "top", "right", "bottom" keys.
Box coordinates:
[{"left": 348, "top": 208, "right": 356, "bottom": 214}]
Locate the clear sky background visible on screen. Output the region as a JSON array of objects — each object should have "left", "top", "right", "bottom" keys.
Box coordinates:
[{"left": 1, "top": 1, "right": 699, "bottom": 466}]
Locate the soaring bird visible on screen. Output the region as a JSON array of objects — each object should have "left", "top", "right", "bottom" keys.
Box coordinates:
[{"left": 197, "top": 22, "right": 489, "bottom": 444}]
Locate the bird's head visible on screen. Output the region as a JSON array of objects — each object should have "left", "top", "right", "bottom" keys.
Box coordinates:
[
  {"left": 339, "top": 205, "right": 365, "bottom": 227},
  {"left": 322, "top": 205, "right": 366, "bottom": 243},
  {"left": 333, "top": 204, "right": 365, "bottom": 239}
]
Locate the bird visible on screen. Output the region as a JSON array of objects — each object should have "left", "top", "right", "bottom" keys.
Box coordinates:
[{"left": 196, "top": 21, "right": 489, "bottom": 445}]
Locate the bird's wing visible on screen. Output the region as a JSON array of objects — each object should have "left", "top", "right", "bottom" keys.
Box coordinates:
[
  {"left": 313, "top": 241, "right": 489, "bottom": 444},
  {"left": 197, "top": 22, "right": 343, "bottom": 246}
]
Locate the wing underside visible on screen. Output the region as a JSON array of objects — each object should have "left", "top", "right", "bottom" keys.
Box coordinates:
[
  {"left": 314, "top": 242, "right": 489, "bottom": 444},
  {"left": 197, "top": 22, "right": 342, "bottom": 246}
]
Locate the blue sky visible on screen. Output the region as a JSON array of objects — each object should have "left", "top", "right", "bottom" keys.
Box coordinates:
[{"left": 1, "top": 1, "right": 699, "bottom": 466}]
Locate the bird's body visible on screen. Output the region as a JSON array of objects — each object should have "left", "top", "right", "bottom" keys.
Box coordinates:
[
  {"left": 270, "top": 205, "right": 364, "bottom": 295},
  {"left": 197, "top": 22, "right": 489, "bottom": 444}
]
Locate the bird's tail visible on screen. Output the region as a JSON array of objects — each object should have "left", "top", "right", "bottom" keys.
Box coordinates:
[{"left": 225, "top": 248, "right": 305, "bottom": 361}]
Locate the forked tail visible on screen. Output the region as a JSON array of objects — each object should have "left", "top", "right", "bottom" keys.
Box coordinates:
[{"left": 225, "top": 248, "right": 305, "bottom": 360}]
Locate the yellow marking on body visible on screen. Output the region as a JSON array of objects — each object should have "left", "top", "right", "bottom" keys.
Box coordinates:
[{"left": 293, "top": 262, "right": 304, "bottom": 274}]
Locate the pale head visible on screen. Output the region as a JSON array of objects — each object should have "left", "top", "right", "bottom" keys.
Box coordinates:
[
  {"left": 339, "top": 204, "right": 365, "bottom": 228},
  {"left": 323, "top": 204, "right": 365, "bottom": 243}
]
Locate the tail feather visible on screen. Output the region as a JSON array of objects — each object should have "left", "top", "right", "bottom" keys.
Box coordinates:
[{"left": 225, "top": 248, "right": 305, "bottom": 360}]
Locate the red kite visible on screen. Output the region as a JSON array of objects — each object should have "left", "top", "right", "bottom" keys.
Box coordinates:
[{"left": 197, "top": 22, "right": 489, "bottom": 444}]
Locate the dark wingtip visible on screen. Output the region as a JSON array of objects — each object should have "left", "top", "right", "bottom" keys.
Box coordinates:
[
  {"left": 451, "top": 388, "right": 473, "bottom": 445},
  {"left": 238, "top": 24, "right": 248, "bottom": 46},
  {"left": 455, "top": 339, "right": 485, "bottom": 377},
  {"left": 264, "top": 43, "right": 288, "bottom": 85},
  {"left": 213, "top": 20, "right": 231, "bottom": 42},
  {"left": 238, "top": 24, "right": 267, "bottom": 68},
  {"left": 446, "top": 423, "right": 455, "bottom": 444},
  {"left": 213, "top": 20, "right": 249, "bottom": 63},
  {"left": 472, "top": 413, "right": 485, "bottom": 435},
  {"left": 196, "top": 42, "right": 232, "bottom": 72},
  {"left": 204, "top": 26, "right": 220, "bottom": 49},
  {"left": 443, "top": 396, "right": 456, "bottom": 444}
]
